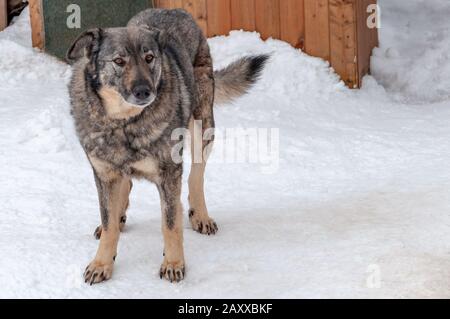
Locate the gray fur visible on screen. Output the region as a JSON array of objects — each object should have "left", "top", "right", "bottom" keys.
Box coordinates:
[{"left": 129, "top": 9, "right": 269, "bottom": 105}]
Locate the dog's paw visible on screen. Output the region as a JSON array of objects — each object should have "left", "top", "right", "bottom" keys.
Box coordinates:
[
  {"left": 189, "top": 209, "right": 218, "bottom": 235},
  {"left": 94, "top": 216, "right": 127, "bottom": 240},
  {"left": 160, "top": 260, "right": 185, "bottom": 283},
  {"left": 84, "top": 260, "right": 114, "bottom": 285}
]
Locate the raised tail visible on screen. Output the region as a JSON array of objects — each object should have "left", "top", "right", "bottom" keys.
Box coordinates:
[{"left": 214, "top": 55, "right": 269, "bottom": 105}]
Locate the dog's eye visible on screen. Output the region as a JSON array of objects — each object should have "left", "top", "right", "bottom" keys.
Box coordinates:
[
  {"left": 145, "top": 54, "right": 154, "bottom": 64},
  {"left": 113, "top": 58, "right": 126, "bottom": 67}
]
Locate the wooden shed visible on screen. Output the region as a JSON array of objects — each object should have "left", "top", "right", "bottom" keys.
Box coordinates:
[
  {"left": 20, "top": 0, "right": 378, "bottom": 88},
  {"left": 154, "top": 0, "right": 379, "bottom": 88}
]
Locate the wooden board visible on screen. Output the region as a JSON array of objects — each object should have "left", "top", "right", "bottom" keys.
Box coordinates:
[
  {"left": 231, "top": 0, "right": 255, "bottom": 31},
  {"left": 154, "top": 1, "right": 183, "bottom": 9},
  {"left": 29, "top": 0, "right": 45, "bottom": 50},
  {"left": 329, "top": 0, "right": 357, "bottom": 88},
  {"left": 255, "top": 0, "right": 280, "bottom": 40},
  {"left": 153, "top": 0, "right": 171, "bottom": 8},
  {"left": 280, "top": 0, "right": 305, "bottom": 49},
  {"left": 206, "top": 0, "right": 231, "bottom": 37},
  {"left": 173, "top": 0, "right": 184, "bottom": 7},
  {"left": 0, "top": 0, "right": 7, "bottom": 31},
  {"left": 304, "top": 0, "right": 330, "bottom": 60},
  {"left": 356, "top": 0, "right": 379, "bottom": 86}
]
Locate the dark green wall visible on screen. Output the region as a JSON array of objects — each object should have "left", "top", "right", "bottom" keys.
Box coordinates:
[{"left": 42, "top": 0, "right": 153, "bottom": 59}]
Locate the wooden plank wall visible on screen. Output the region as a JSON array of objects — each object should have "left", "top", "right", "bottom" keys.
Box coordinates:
[
  {"left": 155, "top": 0, "right": 306, "bottom": 48},
  {"left": 0, "top": 0, "right": 7, "bottom": 31},
  {"left": 154, "top": 0, "right": 379, "bottom": 88}
]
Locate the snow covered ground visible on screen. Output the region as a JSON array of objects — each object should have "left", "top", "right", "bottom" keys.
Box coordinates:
[{"left": 1, "top": 1, "right": 450, "bottom": 298}]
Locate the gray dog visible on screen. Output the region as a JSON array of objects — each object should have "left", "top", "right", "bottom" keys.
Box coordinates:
[{"left": 67, "top": 8, "right": 268, "bottom": 284}]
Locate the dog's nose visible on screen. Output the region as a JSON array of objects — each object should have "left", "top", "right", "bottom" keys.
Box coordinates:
[{"left": 132, "top": 85, "right": 151, "bottom": 100}]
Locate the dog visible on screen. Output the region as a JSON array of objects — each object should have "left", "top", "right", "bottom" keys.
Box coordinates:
[{"left": 66, "top": 8, "right": 268, "bottom": 284}]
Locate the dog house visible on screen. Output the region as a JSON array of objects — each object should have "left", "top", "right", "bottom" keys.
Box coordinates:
[
  {"left": 28, "top": 0, "right": 153, "bottom": 58},
  {"left": 24, "top": 0, "right": 378, "bottom": 88},
  {"left": 154, "top": 0, "right": 379, "bottom": 88}
]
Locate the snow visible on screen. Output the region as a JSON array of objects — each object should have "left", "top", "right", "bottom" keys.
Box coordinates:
[
  {"left": 1, "top": 1, "right": 450, "bottom": 298},
  {"left": 372, "top": 0, "right": 450, "bottom": 103}
]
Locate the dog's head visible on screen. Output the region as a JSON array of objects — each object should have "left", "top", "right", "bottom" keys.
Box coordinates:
[{"left": 67, "top": 27, "right": 167, "bottom": 117}]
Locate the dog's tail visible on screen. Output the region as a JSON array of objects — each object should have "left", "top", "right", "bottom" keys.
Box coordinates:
[{"left": 214, "top": 55, "right": 269, "bottom": 105}]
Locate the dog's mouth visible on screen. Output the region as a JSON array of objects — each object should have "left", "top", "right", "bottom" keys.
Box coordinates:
[
  {"left": 126, "top": 93, "right": 156, "bottom": 109},
  {"left": 98, "top": 86, "right": 158, "bottom": 120}
]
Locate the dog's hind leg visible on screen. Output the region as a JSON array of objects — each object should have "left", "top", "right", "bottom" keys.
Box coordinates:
[
  {"left": 94, "top": 179, "right": 132, "bottom": 240},
  {"left": 188, "top": 39, "right": 218, "bottom": 236},
  {"left": 84, "top": 159, "right": 129, "bottom": 285}
]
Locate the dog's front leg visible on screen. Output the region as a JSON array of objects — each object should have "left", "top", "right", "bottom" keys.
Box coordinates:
[
  {"left": 84, "top": 166, "right": 128, "bottom": 285},
  {"left": 157, "top": 165, "right": 185, "bottom": 282}
]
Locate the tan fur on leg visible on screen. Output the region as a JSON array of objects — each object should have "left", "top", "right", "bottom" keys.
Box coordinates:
[
  {"left": 85, "top": 157, "right": 130, "bottom": 285},
  {"left": 160, "top": 200, "right": 185, "bottom": 282},
  {"left": 94, "top": 178, "right": 132, "bottom": 240},
  {"left": 188, "top": 118, "right": 218, "bottom": 235},
  {"left": 157, "top": 168, "right": 185, "bottom": 283},
  {"left": 187, "top": 38, "right": 218, "bottom": 236}
]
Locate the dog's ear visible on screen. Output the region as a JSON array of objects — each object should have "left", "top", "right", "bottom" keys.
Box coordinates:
[
  {"left": 152, "top": 29, "right": 168, "bottom": 50},
  {"left": 66, "top": 28, "right": 103, "bottom": 64}
]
